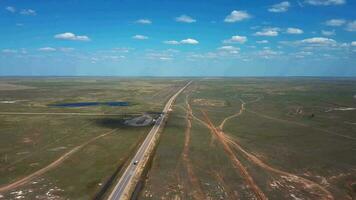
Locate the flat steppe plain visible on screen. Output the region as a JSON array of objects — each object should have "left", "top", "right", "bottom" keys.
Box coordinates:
[
  {"left": 0, "top": 78, "right": 186, "bottom": 199},
  {"left": 140, "top": 78, "right": 356, "bottom": 200}
]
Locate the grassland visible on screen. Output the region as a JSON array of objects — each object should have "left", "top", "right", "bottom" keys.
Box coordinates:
[
  {"left": 0, "top": 77, "right": 186, "bottom": 199},
  {"left": 140, "top": 78, "right": 356, "bottom": 200}
]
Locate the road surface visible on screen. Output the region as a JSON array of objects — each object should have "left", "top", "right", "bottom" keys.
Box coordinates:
[{"left": 108, "top": 81, "right": 192, "bottom": 200}]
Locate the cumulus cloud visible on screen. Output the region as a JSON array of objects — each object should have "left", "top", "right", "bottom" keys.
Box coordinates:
[
  {"left": 135, "top": 19, "right": 152, "bottom": 24},
  {"left": 59, "top": 47, "right": 75, "bottom": 52},
  {"left": 54, "top": 32, "right": 90, "bottom": 41},
  {"left": 325, "top": 19, "right": 346, "bottom": 26},
  {"left": 268, "top": 1, "right": 291, "bottom": 13},
  {"left": 5, "top": 6, "right": 16, "bottom": 13},
  {"left": 218, "top": 46, "right": 240, "bottom": 54},
  {"left": 145, "top": 50, "right": 176, "bottom": 61},
  {"left": 351, "top": 41, "right": 356, "bottom": 46},
  {"left": 224, "top": 10, "right": 251, "bottom": 23},
  {"left": 304, "top": 0, "right": 346, "bottom": 5},
  {"left": 300, "top": 37, "right": 336, "bottom": 45},
  {"left": 2, "top": 49, "right": 17, "bottom": 53},
  {"left": 223, "top": 35, "right": 247, "bottom": 44},
  {"left": 38, "top": 47, "right": 56, "bottom": 52},
  {"left": 164, "top": 40, "right": 180, "bottom": 45},
  {"left": 163, "top": 39, "right": 199, "bottom": 45},
  {"left": 346, "top": 20, "right": 356, "bottom": 32},
  {"left": 294, "top": 51, "right": 313, "bottom": 58},
  {"left": 257, "top": 49, "right": 283, "bottom": 58},
  {"left": 180, "top": 38, "right": 199, "bottom": 44},
  {"left": 175, "top": 15, "right": 196, "bottom": 23},
  {"left": 256, "top": 40, "right": 269, "bottom": 44},
  {"left": 132, "top": 35, "right": 148, "bottom": 40},
  {"left": 254, "top": 28, "right": 280, "bottom": 36},
  {"left": 20, "top": 9, "right": 36, "bottom": 16},
  {"left": 286, "top": 27, "right": 304, "bottom": 34},
  {"left": 321, "top": 30, "right": 335, "bottom": 36}
]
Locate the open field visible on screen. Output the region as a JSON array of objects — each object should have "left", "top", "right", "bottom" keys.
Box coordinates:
[
  {"left": 140, "top": 78, "right": 356, "bottom": 200},
  {"left": 0, "top": 77, "right": 186, "bottom": 199}
]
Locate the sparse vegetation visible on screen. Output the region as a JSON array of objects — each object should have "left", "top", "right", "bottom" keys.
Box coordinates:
[
  {"left": 141, "top": 78, "right": 356, "bottom": 200},
  {"left": 0, "top": 78, "right": 186, "bottom": 199}
]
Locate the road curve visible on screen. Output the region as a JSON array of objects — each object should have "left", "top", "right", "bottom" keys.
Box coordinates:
[{"left": 108, "top": 81, "right": 192, "bottom": 200}]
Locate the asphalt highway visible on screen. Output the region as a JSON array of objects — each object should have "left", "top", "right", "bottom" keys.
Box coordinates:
[{"left": 108, "top": 81, "right": 192, "bottom": 200}]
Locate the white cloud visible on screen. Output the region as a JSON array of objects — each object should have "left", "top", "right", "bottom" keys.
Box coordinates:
[
  {"left": 346, "top": 20, "right": 356, "bottom": 32},
  {"left": 256, "top": 40, "right": 269, "bottom": 44},
  {"left": 351, "top": 41, "right": 356, "bottom": 46},
  {"left": 223, "top": 35, "right": 247, "bottom": 44},
  {"left": 300, "top": 37, "right": 336, "bottom": 45},
  {"left": 132, "top": 35, "right": 148, "bottom": 40},
  {"left": 5, "top": 6, "right": 16, "bottom": 13},
  {"left": 218, "top": 46, "right": 240, "bottom": 54},
  {"left": 38, "top": 47, "right": 56, "bottom": 52},
  {"left": 255, "top": 28, "right": 280, "bottom": 36},
  {"left": 54, "top": 32, "right": 90, "bottom": 41},
  {"left": 20, "top": 9, "right": 36, "bottom": 16},
  {"left": 175, "top": 15, "right": 196, "bottom": 23},
  {"left": 158, "top": 57, "right": 172, "bottom": 61},
  {"left": 224, "top": 10, "right": 251, "bottom": 23},
  {"left": 304, "top": 0, "right": 346, "bottom": 5},
  {"left": 325, "top": 19, "right": 346, "bottom": 26},
  {"left": 268, "top": 1, "right": 291, "bottom": 13},
  {"left": 321, "top": 30, "right": 335, "bottom": 36},
  {"left": 257, "top": 49, "right": 283, "bottom": 58},
  {"left": 2, "top": 49, "right": 17, "bottom": 53},
  {"left": 180, "top": 38, "right": 199, "bottom": 44},
  {"left": 135, "top": 19, "right": 152, "bottom": 24},
  {"left": 113, "top": 47, "right": 133, "bottom": 53},
  {"left": 59, "top": 47, "right": 75, "bottom": 52},
  {"left": 163, "top": 39, "right": 199, "bottom": 45},
  {"left": 145, "top": 51, "right": 175, "bottom": 61},
  {"left": 286, "top": 27, "right": 304, "bottom": 34},
  {"left": 164, "top": 40, "right": 180, "bottom": 45}
]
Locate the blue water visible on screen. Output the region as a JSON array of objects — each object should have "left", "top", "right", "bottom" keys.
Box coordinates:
[{"left": 50, "top": 101, "right": 129, "bottom": 107}]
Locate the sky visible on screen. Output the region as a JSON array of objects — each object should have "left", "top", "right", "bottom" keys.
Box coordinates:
[{"left": 0, "top": 0, "right": 355, "bottom": 76}]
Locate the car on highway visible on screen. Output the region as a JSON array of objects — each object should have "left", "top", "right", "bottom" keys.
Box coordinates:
[{"left": 133, "top": 160, "right": 138, "bottom": 165}]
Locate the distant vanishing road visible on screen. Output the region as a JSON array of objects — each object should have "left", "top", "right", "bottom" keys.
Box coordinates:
[{"left": 108, "top": 81, "right": 192, "bottom": 200}]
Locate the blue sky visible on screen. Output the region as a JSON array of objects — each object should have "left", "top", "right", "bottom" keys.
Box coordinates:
[{"left": 0, "top": 0, "right": 355, "bottom": 76}]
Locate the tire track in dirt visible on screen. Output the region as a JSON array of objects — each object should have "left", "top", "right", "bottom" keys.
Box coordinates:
[
  {"left": 180, "top": 96, "right": 206, "bottom": 200},
  {"left": 0, "top": 129, "right": 116, "bottom": 193},
  {"left": 202, "top": 110, "right": 268, "bottom": 200},
  {"left": 224, "top": 134, "right": 334, "bottom": 200},
  {"left": 211, "top": 170, "right": 239, "bottom": 200},
  {"left": 189, "top": 95, "right": 334, "bottom": 199},
  {"left": 217, "top": 98, "right": 334, "bottom": 200},
  {"left": 0, "top": 120, "right": 94, "bottom": 171},
  {"left": 218, "top": 99, "right": 246, "bottom": 130},
  {"left": 246, "top": 109, "right": 356, "bottom": 141}
]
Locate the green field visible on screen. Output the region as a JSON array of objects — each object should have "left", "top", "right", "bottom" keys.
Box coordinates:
[
  {"left": 140, "top": 78, "right": 356, "bottom": 200},
  {"left": 0, "top": 78, "right": 186, "bottom": 199},
  {"left": 1, "top": 78, "right": 355, "bottom": 200}
]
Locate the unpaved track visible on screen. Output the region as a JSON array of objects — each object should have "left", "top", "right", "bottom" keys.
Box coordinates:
[
  {"left": 246, "top": 109, "right": 356, "bottom": 141},
  {"left": 194, "top": 97, "right": 333, "bottom": 200},
  {"left": 224, "top": 134, "right": 334, "bottom": 200},
  {"left": 217, "top": 98, "right": 334, "bottom": 200},
  {"left": 181, "top": 96, "right": 206, "bottom": 200},
  {"left": 0, "top": 120, "right": 95, "bottom": 171},
  {"left": 212, "top": 170, "right": 239, "bottom": 200},
  {"left": 0, "top": 129, "right": 116, "bottom": 193},
  {"left": 218, "top": 99, "right": 245, "bottom": 130},
  {"left": 202, "top": 111, "right": 268, "bottom": 200}
]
